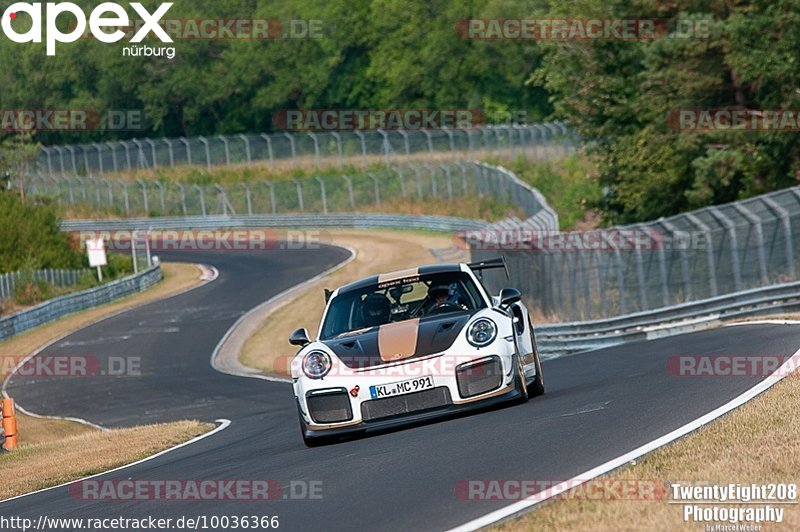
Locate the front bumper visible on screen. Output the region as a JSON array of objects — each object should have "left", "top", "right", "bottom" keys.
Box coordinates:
[{"left": 300, "top": 381, "right": 521, "bottom": 440}]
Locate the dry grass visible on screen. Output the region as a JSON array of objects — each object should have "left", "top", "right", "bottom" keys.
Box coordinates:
[
  {"left": 0, "top": 420, "right": 212, "bottom": 500},
  {"left": 94, "top": 146, "right": 566, "bottom": 183},
  {"left": 496, "top": 369, "right": 800, "bottom": 531},
  {"left": 239, "top": 229, "right": 457, "bottom": 375}
]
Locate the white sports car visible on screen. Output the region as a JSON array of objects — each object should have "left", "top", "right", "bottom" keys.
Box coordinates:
[{"left": 289, "top": 257, "right": 544, "bottom": 446}]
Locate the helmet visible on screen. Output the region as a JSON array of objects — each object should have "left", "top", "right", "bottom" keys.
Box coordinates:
[{"left": 361, "top": 293, "right": 391, "bottom": 327}]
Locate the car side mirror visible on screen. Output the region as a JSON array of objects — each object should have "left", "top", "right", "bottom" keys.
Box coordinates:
[
  {"left": 498, "top": 288, "right": 522, "bottom": 310},
  {"left": 289, "top": 328, "right": 311, "bottom": 347}
]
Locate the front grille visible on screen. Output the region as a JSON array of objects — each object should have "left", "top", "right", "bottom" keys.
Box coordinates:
[
  {"left": 456, "top": 356, "right": 503, "bottom": 398},
  {"left": 361, "top": 387, "right": 452, "bottom": 421},
  {"left": 306, "top": 389, "right": 353, "bottom": 424}
]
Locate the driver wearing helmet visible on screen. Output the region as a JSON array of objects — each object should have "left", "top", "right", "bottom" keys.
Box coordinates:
[
  {"left": 424, "top": 284, "right": 465, "bottom": 315},
  {"left": 361, "top": 293, "right": 391, "bottom": 327}
]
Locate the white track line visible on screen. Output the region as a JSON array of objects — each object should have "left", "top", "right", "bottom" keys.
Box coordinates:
[
  {"left": 725, "top": 319, "right": 800, "bottom": 327},
  {"left": 2, "top": 263, "right": 217, "bottom": 430},
  {"left": 0, "top": 419, "right": 232, "bottom": 504},
  {"left": 210, "top": 246, "right": 357, "bottom": 383},
  {"left": 448, "top": 340, "right": 800, "bottom": 531}
]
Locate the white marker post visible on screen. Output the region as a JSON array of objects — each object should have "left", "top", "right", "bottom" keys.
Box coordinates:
[{"left": 86, "top": 238, "right": 108, "bottom": 282}]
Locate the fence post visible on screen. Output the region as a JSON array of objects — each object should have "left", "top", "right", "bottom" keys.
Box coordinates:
[
  {"left": 179, "top": 137, "right": 192, "bottom": 165},
  {"left": 708, "top": 207, "right": 743, "bottom": 292},
  {"left": 136, "top": 179, "right": 149, "bottom": 213},
  {"left": 121, "top": 180, "right": 130, "bottom": 215},
  {"left": 219, "top": 135, "right": 231, "bottom": 165},
  {"left": 177, "top": 183, "right": 187, "bottom": 215},
  {"left": 283, "top": 133, "right": 297, "bottom": 166},
  {"left": 684, "top": 213, "right": 718, "bottom": 297},
  {"left": 330, "top": 132, "right": 344, "bottom": 168},
  {"left": 266, "top": 181, "right": 276, "bottom": 214},
  {"left": 368, "top": 173, "right": 381, "bottom": 206},
  {"left": 66, "top": 146, "right": 78, "bottom": 174},
  {"left": 105, "top": 142, "right": 118, "bottom": 173},
  {"left": 198, "top": 136, "right": 211, "bottom": 170},
  {"left": 732, "top": 203, "right": 769, "bottom": 285},
  {"left": 121, "top": 141, "right": 132, "bottom": 171},
  {"left": 354, "top": 131, "right": 368, "bottom": 166},
  {"left": 659, "top": 219, "right": 692, "bottom": 303},
  {"left": 762, "top": 195, "right": 796, "bottom": 280},
  {"left": 239, "top": 134, "right": 251, "bottom": 163},
  {"left": 440, "top": 165, "right": 453, "bottom": 200},
  {"left": 193, "top": 185, "right": 207, "bottom": 216},
  {"left": 314, "top": 176, "right": 328, "bottom": 214},
  {"left": 261, "top": 134, "right": 274, "bottom": 165},
  {"left": 154, "top": 181, "right": 166, "bottom": 213},
  {"left": 308, "top": 132, "right": 321, "bottom": 168},
  {"left": 377, "top": 129, "right": 391, "bottom": 167},
  {"left": 292, "top": 179, "right": 304, "bottom": 211},
  {"left": 92, "top": 143, "right": 104, "bottom": 174},
  {"left": 145, "top": 138, "right": 158, "bottom": 168},
  {"left": 42, "top": 147, "right": 54, "bottom": 175},
  {"left": 398, "top": 130, "right": 411, "bottom": 162},
  {"left": 420, "top": 129, "right": 434, "bottom": 154},
  {"left": 163, "top": 138, "right": 175, "bottom": 167},
  {"left": 342, "top": 176, "right": 355, "bottom": 210},
  {"left": 53, "top": 146, "right": 66, "bottom": 177},
  {"left": 393, "top": 167, "right": 407, "bottom": 196},
  {"left": 242, "top": 183, "right": 253, "bottom": 216}
]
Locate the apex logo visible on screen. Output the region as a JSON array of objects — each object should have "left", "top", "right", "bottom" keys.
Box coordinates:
[{"left": 1, "top": 2, "right": 174, "bottom": 56}]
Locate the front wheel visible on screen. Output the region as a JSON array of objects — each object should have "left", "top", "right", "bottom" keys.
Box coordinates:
[{"left": 513, "top": 353, "right": 529, "bottom": 403}]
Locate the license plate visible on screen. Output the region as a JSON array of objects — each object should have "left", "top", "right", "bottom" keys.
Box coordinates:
[{"left": 369, "top": 376, "right": 435, "bottom": 399}]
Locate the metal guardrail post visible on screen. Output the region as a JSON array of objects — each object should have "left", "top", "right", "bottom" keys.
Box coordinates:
[
  {"left": 92, "top": 144, "right": 104, "bottom": 174},
  {"left": 283, "top": 133, "right": 297, "bottom": 166},
  {"left": 292, "top": 179, "right": 304, "bottom": 211},
  {"left": 377, "top": 129, "right": 391, "bottom": 167},
  {"left": 66, "top": 146, "right": 78, "bottom": 174},
  {"left": 397, "top": 130, "right": 411, "bottom": 162},
  {"left": 421, "top": 129, "right": 434, "bottom": 154}
]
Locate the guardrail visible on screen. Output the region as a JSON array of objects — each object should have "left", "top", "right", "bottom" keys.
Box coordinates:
[
  {"left": 0, "top": 268, "right": 92, "bottom": 301},
  {"left": 0, "top": 266, "right": 162, "bottom": 341},
  {"left": 535, "top": 280, "right": 800, "bottom": 357}
]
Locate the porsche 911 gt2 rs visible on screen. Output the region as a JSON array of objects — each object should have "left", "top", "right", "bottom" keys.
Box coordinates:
[{"left": 289, "top": 257, "right": 544, "bottom": 446}]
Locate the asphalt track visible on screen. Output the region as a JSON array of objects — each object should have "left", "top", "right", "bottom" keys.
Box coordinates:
[{"left": 3, "top": 246, "right": 800, "bottom": 531}]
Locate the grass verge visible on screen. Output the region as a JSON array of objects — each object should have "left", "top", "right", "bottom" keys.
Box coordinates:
[
  {"left": 495, "top": 361, "right": 800, "bottom": 530},
  {"left": 239, "top": 229, "right": 458, "bottom": 376},
  {"left": 0, "top": 262, "right": 214, "bottom": 499}
]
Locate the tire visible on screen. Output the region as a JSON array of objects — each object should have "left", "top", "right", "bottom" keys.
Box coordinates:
[
  {"left": 528, "top": 314, "right": 545, "bottom": 397},
  {"left": 514, "top": 352, "right": 529, "bottom": 403}
]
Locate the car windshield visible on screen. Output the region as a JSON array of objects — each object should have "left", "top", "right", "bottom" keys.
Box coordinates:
[{"left": 320, "top": 271, "right": 487, "bottom": 339}]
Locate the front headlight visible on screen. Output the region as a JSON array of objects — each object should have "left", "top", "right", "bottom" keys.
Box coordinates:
[
  {"left": 302, "top": 350, "right": 332, "bottom": 379},
  {"left": 467, "top": 318, "right": 497, "bottom": 347}
]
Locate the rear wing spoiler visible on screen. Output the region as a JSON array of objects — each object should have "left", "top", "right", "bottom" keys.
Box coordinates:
[{"left": 467, "top": 256, "right": 510, "bottom": 280}]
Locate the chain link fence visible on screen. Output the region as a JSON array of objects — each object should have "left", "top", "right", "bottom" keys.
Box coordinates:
[
  {"left": 473, "top": 186, "right": 800, "bottom": 322},
  {"left": 25, "top": 161, "right": 556, "bottom": 218},
  {"left": 0, "top": 268, "right": 91, "bottom": 301},
  {"left": 33, "top": 124, "right": 576, "bottom": 177}
]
